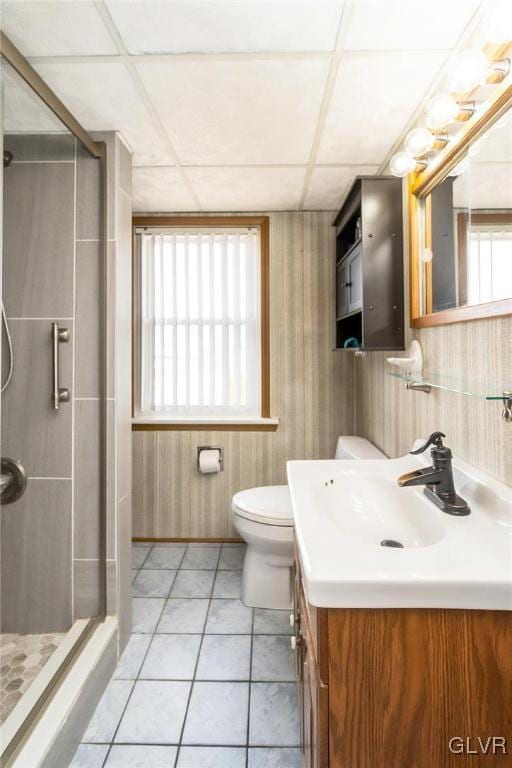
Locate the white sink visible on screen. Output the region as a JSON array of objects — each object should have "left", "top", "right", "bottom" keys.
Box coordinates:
[{"left": 287, "top": 452, "right": 512, "bottom": 610}]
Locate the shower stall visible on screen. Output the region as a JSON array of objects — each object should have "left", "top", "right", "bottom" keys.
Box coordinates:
[{"left": 0, "top": 34, "right": 132, "bottom": 765}]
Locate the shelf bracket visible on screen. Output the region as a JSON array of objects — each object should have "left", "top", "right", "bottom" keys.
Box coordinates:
[
  {"left": 502, "top": 392, "right": 512, "bottom": 423},
  {"left": 406, "top": 380, "right": 431, "bottom": 395}
]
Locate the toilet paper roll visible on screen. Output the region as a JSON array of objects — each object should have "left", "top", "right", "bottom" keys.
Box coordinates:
[{"left": 198, "top": 449, "right": 222, "bottom": 474}]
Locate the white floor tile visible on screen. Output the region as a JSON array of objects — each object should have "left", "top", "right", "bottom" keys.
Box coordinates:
[
  {"left": 132, "top": 598, "right": 165, "bottom": 633},
  {"left": 177, "top": 746, "right": 246, "bottom": 767},
  {"left": 70, "top": 744, "right": 109, "bottom": 768},
  {"left": 157, "top": 599, "right": 209, "bottom": 634},
  {"left": 249, "top": 683, "right": 299, "bottom": 747},
  {"left": 140, "top": 634, "right": 201, "bottom": 680},
  {"left": 82, "top": 680, "right": 133, "bottom": 743},
  {"left": 115, "top": 681, "right": 191, "bottom": 744},
  {"left": 105, "top": 744, "right": 178, "bottom": 767},
  {"left": 113, "top": 634, "right": 152, "bottom": 680},
  {"left": 182, "top": 682, "right": 249, "bottom": 746},
  {"left": 196, "top": 635, "right": 251, "bottom": 681}
]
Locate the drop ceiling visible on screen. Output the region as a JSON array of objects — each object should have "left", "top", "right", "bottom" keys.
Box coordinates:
[{"left": 1, "top": 0, "right": 483, "bottom": 212}]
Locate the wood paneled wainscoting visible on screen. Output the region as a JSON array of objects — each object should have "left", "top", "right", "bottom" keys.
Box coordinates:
[{"left": 132, "top": 212, "right": 356, "bottom": 539}]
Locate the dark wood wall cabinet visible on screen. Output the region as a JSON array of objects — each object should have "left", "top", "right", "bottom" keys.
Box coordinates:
[
  {"left": 293, "top": 546, "right": 512, "bottom": 768},
  {"left": 333, "top": 176, "right": 405, "bottom": 351}
]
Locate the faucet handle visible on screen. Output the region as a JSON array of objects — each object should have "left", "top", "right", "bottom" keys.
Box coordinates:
[{"left": 410, "top": 431, "right": 446, "bottom": 455}]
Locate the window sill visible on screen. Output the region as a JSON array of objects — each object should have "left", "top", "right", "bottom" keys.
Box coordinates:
[{"left": 131, "top": 416, "right": 279, "bottom": 432}]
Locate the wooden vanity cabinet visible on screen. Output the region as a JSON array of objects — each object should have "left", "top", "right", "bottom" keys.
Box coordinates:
[
  {"left": 293, "top": 547, "right": 512, "bottom": 768},
  {"left": 294, "top": 562, "right": 329, "bottom": 768}
]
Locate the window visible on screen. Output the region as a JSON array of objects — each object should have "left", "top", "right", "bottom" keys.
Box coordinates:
[
  {"left": 134, "top": 217, "right": 269, "bottom": 421},
  {"left": 468, "top": 225, "right": 512, "bottom": 305}
]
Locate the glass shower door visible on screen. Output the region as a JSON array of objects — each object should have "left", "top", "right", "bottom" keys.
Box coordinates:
[{"left": 0, "top": 55, "right": 106, "bottom": 754}]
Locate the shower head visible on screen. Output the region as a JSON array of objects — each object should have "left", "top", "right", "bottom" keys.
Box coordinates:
[{"left": 3, "top": 150, "right": 13, "bottom": 168}]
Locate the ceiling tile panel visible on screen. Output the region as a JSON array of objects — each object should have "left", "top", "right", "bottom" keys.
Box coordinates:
[
  {"left": 1, "top": 1, "right": 118, "bottom": 56},
  {"left": 304, "top": 165, "right": 379, "bottom": 209},
  {"left": 33, "top": 62, "right": 173, "bottom": 166},
  {"left": 344, "top": 0, "right": 480, "bottom": 51},
  {"left": 316, "top": 51, "right": 446, "bottom": 164},
  {"left": 133, "top": 167, "right": 199, "bottom": 212},
  {"left": 135, "top": 59, "right": 330, "bottom": 165},
  {"left": 2, "top": 65, "right": 66, "bottom": 134},
  {"left": 186, "top": 166, "right": 306, "bottom": 211},
  {"left": 106, "top": 1, "right": 343, "bottom": 54}
]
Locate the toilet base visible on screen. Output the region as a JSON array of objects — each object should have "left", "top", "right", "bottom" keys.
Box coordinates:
[{"left": 241, "top": 546, "right": 294, "bottom": 610}]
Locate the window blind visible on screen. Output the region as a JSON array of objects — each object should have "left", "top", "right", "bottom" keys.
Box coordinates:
[
  {"left": 138, "top": 227, "right": 261, "bottom": 418},
  {"left": 468, "top": 227, "right": 512, "bottom": 305}
]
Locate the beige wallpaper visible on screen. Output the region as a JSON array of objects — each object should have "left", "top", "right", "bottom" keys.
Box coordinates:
[
  {"left": 355, "top": 315, "right": 512, "bottom": 486},
  {"left": 132, "top": 212, "right": 355, "bottom": 538}
]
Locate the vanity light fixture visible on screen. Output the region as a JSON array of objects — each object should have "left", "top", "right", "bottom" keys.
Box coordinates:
[
  {"left": 449, "top": 49, "right": 510, "bottom": 93},
  {"left": 390, "top": 151, "right": 427, "bottom": 178},
  {"left": 483, "top": 1, "right": 512, "bottom": 45},
  {"left": 425, "top": 94, "right": 476, "bottom": 131},
  {"left": 404, "top": 127, "right": 448, "bottom": 158}
]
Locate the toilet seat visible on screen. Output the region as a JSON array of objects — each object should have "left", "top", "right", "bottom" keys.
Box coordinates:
[{"left": 232, "top": 485, "right": 293, "bottom": 527}]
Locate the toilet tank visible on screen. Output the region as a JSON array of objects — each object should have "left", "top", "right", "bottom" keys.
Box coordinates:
[{"left": 335, "top": 436, "right": 386, "bottom": 460}]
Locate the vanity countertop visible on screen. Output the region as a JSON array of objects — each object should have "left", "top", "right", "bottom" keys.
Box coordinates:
[{"left": 287, "top": 453, "right": 512, "bottom": 610}]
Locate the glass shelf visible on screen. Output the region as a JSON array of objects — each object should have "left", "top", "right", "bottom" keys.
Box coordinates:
[{"left": 387, "top": 371, "right": 511, "bottom": 401}]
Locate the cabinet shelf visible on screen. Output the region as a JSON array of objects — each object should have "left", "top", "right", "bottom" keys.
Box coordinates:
[
  {"left": 387, "top": 371, "right": 511, "bottom": 401},
  {"left": 333, "top": 176, "right": 404, "bottom": 351},
  {"left": 336, "top": 237, "right": 361, "bottom": 266}
]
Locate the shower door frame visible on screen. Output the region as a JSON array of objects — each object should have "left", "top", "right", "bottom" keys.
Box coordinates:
[{"left": 0, "top": 32, "right": 109, "bottom": 764}]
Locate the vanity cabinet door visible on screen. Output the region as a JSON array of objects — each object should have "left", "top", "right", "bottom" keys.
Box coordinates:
[
  {"left": 347, "top": 247, "right": 362, "bottom": 313},
  {"left": 302, "top": 641, "right": 314, "bottom": 768},
  {"left": 336, "top": 260, "right": 349, "bottom": 318}
]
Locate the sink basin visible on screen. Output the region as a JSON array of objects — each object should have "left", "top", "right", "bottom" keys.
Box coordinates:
[
  {"left": 287, "top": 452, "right": 512, "bottom": 610},
  {"left": 320, "top": 472, "right": 444, "bottom": 549}
]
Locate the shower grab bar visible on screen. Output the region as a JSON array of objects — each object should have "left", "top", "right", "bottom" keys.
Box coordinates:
[{"left": 51, "top": 321, "right": 70, "bottom": 410}]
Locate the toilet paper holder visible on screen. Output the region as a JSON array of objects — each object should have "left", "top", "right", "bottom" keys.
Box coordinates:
[{"left": 197, "top": 446, "right": 224, "bottom": 473}]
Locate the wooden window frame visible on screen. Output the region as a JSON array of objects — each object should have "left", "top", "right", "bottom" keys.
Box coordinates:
[
  {"left": 132, "top": 215, "right": 273, "bottom": 431},
  {"left": 408, "top": 41, "right": 512, "bottom": 328}
]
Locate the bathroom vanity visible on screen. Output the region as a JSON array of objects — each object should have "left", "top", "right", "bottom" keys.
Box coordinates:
[
  {"left": 288, "top": 455, "right": 512, "bottom": 768},
  {"left": 293, "top": 552, "right": 511, "bottom": 768}
]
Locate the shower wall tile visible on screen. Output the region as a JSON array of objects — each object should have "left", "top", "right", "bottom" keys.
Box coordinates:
[
  {"left": 3, "top": 162, "right": 74, "bottom": 317},
  {"left": 75, "top": 240, "right": 102, "bottom": 397},
  {"left": 75, "top": 240, "right": 115, "bottom": 398},
  {"left": 73, "top": 560, "right": 116, "bottom": 619},
  {"left": 3, "top": 133, "right": 76, "bottom": 162},
  {"left": 1, "top": 479, "right": 72, "bottom": 633},
  {"left": 74, "top": 399, "right": 115, "bottom": 560},
  {"left": 76, "top": 144, "right": 101, "bottom": 240},
  {"left": 1, "top": 318, "right": 73, "bottom": 477}
]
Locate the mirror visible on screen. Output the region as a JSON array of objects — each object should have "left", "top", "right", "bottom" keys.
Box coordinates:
[{"left": 418, "top": 107, "right": 512, "bottom": 316}]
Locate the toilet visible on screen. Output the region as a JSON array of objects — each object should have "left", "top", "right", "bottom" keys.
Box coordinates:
[{"left": 232, "top": 436, "right": 386, "bottom": 610}]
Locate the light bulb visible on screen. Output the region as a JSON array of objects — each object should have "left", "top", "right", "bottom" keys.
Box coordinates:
[
  {"left": 404, "top": 127, "right": 435, "bottom": 158},
  {"left": 483, "top": 2, "right": 512, "bottom": 44},
  {"left": 389, "top": 152, "right": 416, "bottom": 178},
  {"left": 449, "top": 49, "right": 489, "bottom": 93},
  {"left": 425, "top": 94, "right": 460, "bottom": 130}
]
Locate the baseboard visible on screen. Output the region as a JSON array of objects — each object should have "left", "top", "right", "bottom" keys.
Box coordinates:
[{"left": 133, "top": 537, "right": 244, "bottom": 543}]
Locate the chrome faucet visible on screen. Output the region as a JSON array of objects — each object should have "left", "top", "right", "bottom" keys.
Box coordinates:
[{"left": 397, "top": 432, "right": 470, "bottom": 516}]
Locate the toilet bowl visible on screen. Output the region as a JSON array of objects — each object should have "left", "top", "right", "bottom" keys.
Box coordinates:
[{"left": 232, "top": 436, "right": 386, "bottom": 610}]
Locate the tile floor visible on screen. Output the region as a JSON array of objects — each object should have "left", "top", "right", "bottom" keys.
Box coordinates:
[
  {"left": 71, "top": 542, "right": 300, "bottom": 768},
  {"left": 0, "top": 631, "right": 66, "bottom": 723}
]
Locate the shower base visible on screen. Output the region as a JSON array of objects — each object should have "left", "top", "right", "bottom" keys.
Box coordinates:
[{"left": 0, "top": 632, "right": 65, "bottom": 724}]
